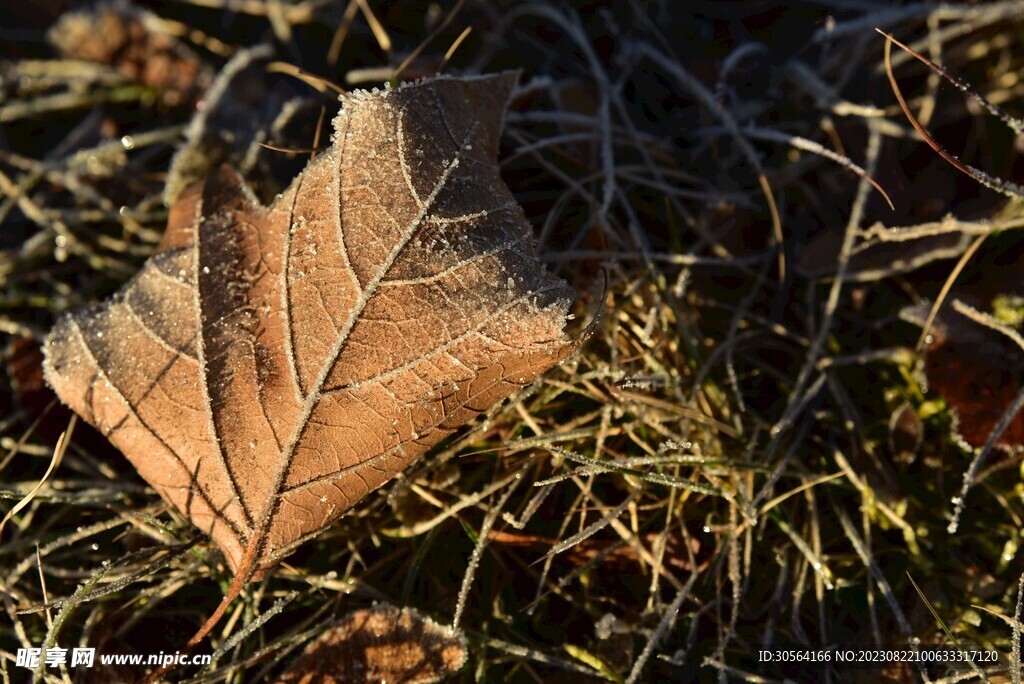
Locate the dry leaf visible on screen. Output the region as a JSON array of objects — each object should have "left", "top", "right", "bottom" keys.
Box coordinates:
[
  {"left": 48, "top": 1, "right": 212, "bottom": 108},
  {"left": 276, "top": 604, "right": 467, "bottom": 684},
  {"left": 6, "top": 336, "right": 50, "bottom": 419},
  {"left": 903, "top": 301, "right": 1024, "bottom": 452},
  {"left": 898, "top": 239, "right": 1024, "bottom": 452},
  {"left": 43, "top": 72, "right": 576, "bottom": 578}
]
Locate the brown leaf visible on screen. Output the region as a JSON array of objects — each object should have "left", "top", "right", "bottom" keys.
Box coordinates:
[
  {"left": 900, "top": 240, "right": 1024, "bottom": 452},
  {"left": 904, "top": 302, "right": 1024, "bottom": 451},
  {"left": 6, "top": 336, "right": 50, "bottom": 418},
  {"left": 48, "top": 1, "right": 213, "bottom": 108},
  {"left": 276, "top": 605, "right": 467, "bottom": 684},
  {"left": 43, "top": 72, "right": 576, "bottom": 578}
]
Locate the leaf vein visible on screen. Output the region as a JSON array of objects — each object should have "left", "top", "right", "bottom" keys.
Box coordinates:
[
  {"left": 68, "top": 317, "right": 248, "bottom": 546},
  {"left": 195, "top": 220, "right": 255, "bottom": 530}
]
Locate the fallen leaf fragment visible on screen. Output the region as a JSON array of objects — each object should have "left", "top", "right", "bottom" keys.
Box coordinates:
[
  {"left": 43, "top": 72, "right": 577, "bottom": 578},
  {"left": 276, "top": 605, "right": 467, "bottom": 684},
  {"left": 903, "top": 301, "right": 1024, "bottom": 452},
  {"left": 6, "top": 336, "right": 51, "bottom": 420},
  {"left": 48, "top": 1, "right": 212, "bottom": 107}
]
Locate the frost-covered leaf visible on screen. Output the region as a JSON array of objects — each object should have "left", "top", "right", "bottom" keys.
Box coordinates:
[{"left": 43, "top": 72, "right": 576, "bottom": 577}]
